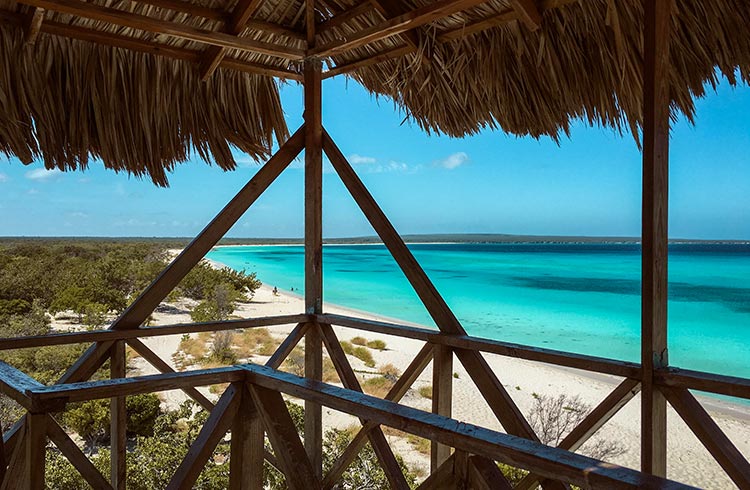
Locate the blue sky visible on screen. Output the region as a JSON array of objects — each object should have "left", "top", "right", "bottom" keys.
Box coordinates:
[{"left": 1, "top": 75, "right": 748, "bottom": 239}]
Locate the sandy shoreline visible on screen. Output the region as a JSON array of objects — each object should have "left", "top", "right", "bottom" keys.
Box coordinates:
[{"left": 148, "top": 250, "right": 748, "bottom": 488}]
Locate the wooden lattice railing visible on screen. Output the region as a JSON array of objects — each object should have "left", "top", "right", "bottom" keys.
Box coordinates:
[{"left": 0, "top": 312, "right": 748, "bottom": 489}]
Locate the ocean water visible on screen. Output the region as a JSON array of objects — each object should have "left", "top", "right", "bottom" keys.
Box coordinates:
[{"left": 206, "top": 243, "right": 750, "bottom": 382}]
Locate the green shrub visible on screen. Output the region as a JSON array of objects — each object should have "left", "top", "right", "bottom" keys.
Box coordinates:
[
  {"left": 350, "top": 336, "right": 368, "bottom": 346},
  {"left": 352, "top": 346, "right": 375, "bottom": 368},
  {"left": 418, "top": 385, "right": 432, "bottom": 399},
  {"left": 366, "top": 339, "right": 386, "bottom": 351},
  {"left": 340, "top": 340, "right": 354, "bottom": 355}
]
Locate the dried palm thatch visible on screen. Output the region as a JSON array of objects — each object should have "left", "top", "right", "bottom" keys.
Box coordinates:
[{"left": 0, "top": 0, "right": 749, "bottom": 185}]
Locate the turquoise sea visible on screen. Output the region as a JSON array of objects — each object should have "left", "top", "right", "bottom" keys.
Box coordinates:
[{"left": 207, "top": 243, "right": 750, "bottom": 383}]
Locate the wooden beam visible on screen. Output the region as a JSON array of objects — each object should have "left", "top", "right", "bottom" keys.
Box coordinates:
[
  {"left": 1, "top": 424, "right": 25, "bottom": 490},
  {"left": 368, "top": 0, "right": 429, "bottom": 64},
  {"left": 46, "top": 416, "right": 113, "bottom": 490},
  {"left": 24, "top": 413, "right": 46, "bottom": 490},
  {"left": 127, "top": 338, "right": 215, "bottom": 410},
  {"left": 317, "top": 314, "right": 641, "bottom": 378},
  {"left": 416, "top": 453, "right": 456, "bottom": 490},
  {"left": 654, "top": 367, "right": 750, "bottom": 400},
  {"left": 0, "top": 362, "right": 42, "bottom": 411},
  {"left": 322, "top": 45, "right": 411, "bottom": 78},
  {"left": 229, "top": 389, "right": 264, "bottom": 490},
  {"left": 110, "top": 341, "right": 126, "bottom": 490},
  {"left": 467, "top": 455, "right": 513, "bottom": 490},
  {"left": 437, "top": 8, "right": 516, "bottom": 42},
  {"left": 0, "top": 315, "right": 309, "bottom": 351},
  {"left": 248, "top": 385, "right": 321, "bottom": 490},
  {"left": 508, "top": 0, "right": 541, "bottom": 30},
  {"left": 309, "top": 0, "right": 489, "bottom": 57},
  {"left": 241, "top": 363, "right": 694, "bottom": 489},
  {"left": 641, "top": 0, "right": 672, "bottom": 478},
  {"left": 321, "top": 343, "right": 433, "bottom": 488},
  {"left": 199, "top": 0, "right": 265, "bottom": 79},
  {"left": 303, "top": 57, "right": 324, "bottom": 478},
  {"left": 662, "top": 387, "right": 750, "bottom": 488},
  {"left": 166, "top": 384, "right": 240, "bottom": 490},
  {"left": 266, "top": 322, "right": 310, "bottom": 369},
  {"left": 431, "top": 344, "right": 452, "bottom": 472},
  {"left": 316, "top": 1, "right": 373, "bottom": 34},
  {"left": 0, "top": 14, "right": 301, "bottom": 80},
  {"left": 17, "top": 0, "right": 304, "bottom": 60},
  {"left": 318, "top": 323, "right": 410, "bottom": 489},
  {"left": 515, "top": 378, "right": 642, "bottom": 490},
  {"left": 23, "top": 7, "right": 44, "bottom": 44}
]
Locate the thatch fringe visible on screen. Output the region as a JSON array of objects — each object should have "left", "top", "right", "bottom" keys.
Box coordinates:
[
  {"left": 349, "top": 0, "right": 750, "bottom": 140},
  {"left": 0, "top": 25, "right": 288, "bottom": 186}
]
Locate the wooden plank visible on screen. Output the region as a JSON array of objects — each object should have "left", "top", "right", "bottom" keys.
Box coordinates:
[
  {"left": 23, "top": 7, "right": 44, "bottom": 44},
  {"left": 431, "top": 344, "right": 452, "bottom": 472},
  {"left": 2, "top": 420, "right": 24, "bottom": 464},
  {"left": 248, "top": 385, "right": 321, "bottom": 490},
  {"left": 306, "top": 0, "right": 315, "bottom": 45},
  {"left": 126, "top": 338, "right": 215, "bottom": 411},
  {"left": 229, "top": 389, "right": 264, "bottom": 490},
  {"left": 318, "top": 323, "right": 409, "bottom": 490},
  {"left": 662, "top": 387, "right": 750, "bottom": 488},
  {"left": 266, "top": 323, "right": 310, "bottom": 369},
  {"left": 32, "top": 366, "right": 244, "bottom": 404},
  {"left": 25, "top": 413, "right": 46, "bottom": 490},
  {"left": 0, "top": 424, "right": 5, "bottom": 483},
  {"left": 317, "top": 313, "right": 641, "bottom": 378},
  {"left": 166, "top": 384, "right": 240, "bottom": 490},
  {"left": 467, "top": 455, "right": 513, "bottom": 490},
  {"left": 0, "top": 315, "right": 309, "bottom": 351},
  {"left": 516, "top": 378, "right": 642, "bottom": 490},
  {"left": 241, "top": 363, "right": 694, "bottom": 489},
  {"left": 323, "top": 133, "right": 568, "bottom": 490},
  {"left": 655, "top": 367, "right": 750, "bottom": 400},
  {"left": 110, "top": 341, "right": 126, "bottom": 490},
  {"left": 47, "top": 416, "right": 113, "bottom": 490},
  {"left": 321, "top": 343, "right": 433, "bottom": 488},
  {"left": 0, "top": 362, "right": 43, "bottom": 411},
  {"left": 641, "top": 0, "right": 672, "bottom": 477},
  {"left": 309, "top": 0, "right": 489, "bottom": 57},
  {"left": 416, "top": 453, "right": 455, "bottom": 490},
  {"left": 17, "top": 0, "right": 304, "bottom": 60}
]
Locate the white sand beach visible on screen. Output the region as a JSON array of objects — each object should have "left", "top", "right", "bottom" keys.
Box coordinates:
[{"left": 124, "top": 279, "right": 750, "bottom": 490}]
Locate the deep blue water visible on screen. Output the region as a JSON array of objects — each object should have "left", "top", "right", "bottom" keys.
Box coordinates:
[{"left": 207, "top": 243, "right": 750, "bottom": 382}]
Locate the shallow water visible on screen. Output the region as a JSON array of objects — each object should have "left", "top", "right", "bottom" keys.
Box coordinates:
[{"left": 207, "top": 243, "right": 750, "bottom": 381}]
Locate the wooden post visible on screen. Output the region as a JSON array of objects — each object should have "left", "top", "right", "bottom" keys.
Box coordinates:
[
  {"left": 303, "top": 13, "right": 324, "bottom": 471},
  {"left": 110, "top": 341, "right": 126, "bottom": 490},
  {"left": 230, "top": 388, "right": 264, "bottom": 490},
  {"left": 431, "top": 344, "right": 452, "bottom": 472},
  {"left": 641, "top": 0, "right": 671, "bottom": 477},
  {"left": 24, "top": 413, "right": 46, "bottom": 490}
]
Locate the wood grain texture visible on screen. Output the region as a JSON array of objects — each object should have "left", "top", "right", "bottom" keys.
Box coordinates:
[
  {"left": 110, "top": 341, "right": 126, "bottom": 490},
  {"left": 229, "top": 390, "right": 264, "bottom": 490},
  {"left": 431, "top": 344, "right": 452, "bottom": 472},
  {"left": 641, "top": 0, "right": 672, "bottom": 477}
]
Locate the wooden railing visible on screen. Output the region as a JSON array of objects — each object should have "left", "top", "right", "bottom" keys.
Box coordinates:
[{"left": 0, "top": 313, "right": 748, "bottom": 489}]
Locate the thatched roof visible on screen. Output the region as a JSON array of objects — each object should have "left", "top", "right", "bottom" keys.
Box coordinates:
[{"left": 0, "top": 0, "right": 748, "bottom": 184}]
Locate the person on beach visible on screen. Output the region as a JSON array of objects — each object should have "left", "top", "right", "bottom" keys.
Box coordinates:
[{"left": 272, "top": 286, "right": 279, "bottom": 296}]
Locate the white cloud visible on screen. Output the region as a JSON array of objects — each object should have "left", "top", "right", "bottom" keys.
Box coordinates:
[
  {"left": 349, "top": 154, "right": 376, "bottom": 165},
  {"left": 67, "top": 212, "right": 89, "bottom": 219},
  {"left": 0, "top": 173, "right": 8, "bottom": 183},
  {"left": 435, "top": 152, "right": 469, "bottom": 170},
  {"left": 25, "top": 168, "right": 62, "bottom": 181}
]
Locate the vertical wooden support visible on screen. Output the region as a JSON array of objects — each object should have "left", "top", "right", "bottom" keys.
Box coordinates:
[
  {"left": 110, "top": 341, "right": 126, "bottom": 490},
  {"left": 24, "top": 413, "right": 46, "bottom": 490},
  {"left": 303, "top": 25, "right": 324, "bottom": 475},
  {"left": 230, "top": 388, "right": 264, "bottom": 490},
  {"left": 641, "top": 0, "right": 672, "bottom": 477},
  {"left": 431, "top": 345, "right": 453, "bottom": 472}
]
